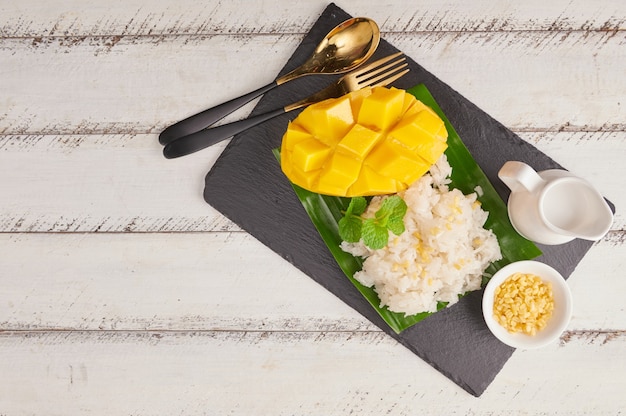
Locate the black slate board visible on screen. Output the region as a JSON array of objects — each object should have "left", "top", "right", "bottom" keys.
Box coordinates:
[{"left": 202, "top": 4, "right": 613, "bottom": 396}]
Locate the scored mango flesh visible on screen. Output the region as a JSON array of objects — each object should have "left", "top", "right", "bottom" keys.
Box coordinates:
[{"left": 280, "top": 87, "right": 448, "bottom": 197}]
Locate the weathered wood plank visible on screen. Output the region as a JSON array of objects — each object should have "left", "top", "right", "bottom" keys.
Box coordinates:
[
  {"left": 0, "top": 232, "right": 623, "bottom": 331},
  {"left": 0, "top": 134, "right": 234, "bottom": 233},
  {"left": 1, "top": 30, "right": 624, "bottom": 134},
  {"left": 0, "top": 232, "right": 369, "bottom": 331},
  {"left": 1, "top": 0, "right": 623, "bottom": 37},
  {"left": 0, "top": 329, "right": 624, "bottom": 414}
]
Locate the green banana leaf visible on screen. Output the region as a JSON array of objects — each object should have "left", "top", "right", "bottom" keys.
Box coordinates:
[{"left": 274, "top": 84, "right": 542, "bottom": 334}]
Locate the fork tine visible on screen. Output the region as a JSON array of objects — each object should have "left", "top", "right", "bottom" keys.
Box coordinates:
[
  {"left": 355, "top": 56, "right": 406, "bottom": 81},
  {"left": 350, "top": 51, "right": 404, "bottom": 76},
  {"left": 367, "top": 68, "right": 410, "bottom": 88},
  {"left": 357, "top": 59, "right": 408, "bottom": 84},
  {"left": 358, "top": 59, "right": 409, "bottom": 89}
]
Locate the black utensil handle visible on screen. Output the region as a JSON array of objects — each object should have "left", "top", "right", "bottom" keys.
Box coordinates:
[
  {"left": 158, "top": 81, "right": 278, "bottom": 145},
  {"left": 162, "top": 107, "right": 287, "bottom": 159}
]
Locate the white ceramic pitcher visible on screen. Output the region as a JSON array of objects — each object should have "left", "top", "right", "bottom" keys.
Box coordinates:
[{"left": 498, "top": 161, "right": 613, "bottom": 245}]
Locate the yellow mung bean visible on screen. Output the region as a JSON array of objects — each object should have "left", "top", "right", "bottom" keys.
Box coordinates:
[{"left": 493, "top": 272, "right": 554, "bottom": 336}]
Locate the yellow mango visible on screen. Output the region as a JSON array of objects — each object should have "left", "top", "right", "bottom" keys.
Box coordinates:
[
  {"left": 279, "top": 86, "right": 449, "bottom": 197},
  {"left": 280, "top": 146, "right": 293, "bottom": 177},
  {"left": 292, "top": 138, "right": 331, "bottom": 172},
  {"left": 289, "top": 166, "right": 319, "bottom": 190},
  {"left": 413, "top": 110, "right": 447, "bottom": 141},
  {"left": 413, "top": 137, "right": 448, "bottom": 165},
  {"left": 403, "top": 99, "right": 430, "bottom": 118},
  {"left": 357, "top": 87, "right": 405, "bottom": 131},
  {"left": 337, "top": 124, "right": 382, "bottom": 159},
  {"left": 296, "top": 96, "right": 353, "bottom": 146},
  {"left": 365, "top": 140, "right": 431, "bottom": 184},
  {"left": 317, "top": 152, "right": 362, "bottom": 196},
  {"left": 281, "top": 122, "right": 312, "bottom": 152},
  {"left": 388, "top": 113, "right": 448, "bottom": 163},
  {"left": 348, "top": 88, "right": 373, "bottom": 120},
  {"left": 401, "top": 92, "right": 418, "bottom": 114},
  {"left": 388, "top": 114, "right": 424, "bottom": 149},
  {"left": 348, "top": 165, "right": 405, "bottom": 196},
  {"left": 403, "top": 159, "right": 435, "bottom": 185}
]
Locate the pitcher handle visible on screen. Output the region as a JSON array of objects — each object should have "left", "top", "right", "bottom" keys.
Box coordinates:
[{"left": 498, "top": 161, "right": 545, "bottom": 193}]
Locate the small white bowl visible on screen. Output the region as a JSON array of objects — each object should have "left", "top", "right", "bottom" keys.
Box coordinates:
[{"left": 482, "top": 260, "right": 573, "bottom": 349}]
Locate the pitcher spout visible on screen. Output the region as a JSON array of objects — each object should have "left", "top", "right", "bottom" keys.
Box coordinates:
[{"left": 575, "top": 198, "right": 614, "bottom": 241}]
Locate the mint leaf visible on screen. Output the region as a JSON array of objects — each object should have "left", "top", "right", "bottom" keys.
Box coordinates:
[
  {"left": 385, "top": 196, "right": 407, "bottom": 236},
  {"left": 374, "top": 204, "right": 390, "bottom": 227},
  {"left": 381, "top": 195, "right": 406, "bottom": 217},
  {"left": 387, "top": 216, "right": 405, "bottom": 236},
  {"left": 338, "top": 215, "right": 362, "bottom": 243},
  {"left": 338, "top": 197, "right": 367, "bottom": 243},
  {"left": 362, "top": 218, "right": 389, "bottom": 250},
  {"left": 349, "top": 196, "right": 367, "bottom": 216}
]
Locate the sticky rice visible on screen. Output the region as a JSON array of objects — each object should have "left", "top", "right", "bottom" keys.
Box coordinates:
[{"left": 340, "top": 155, "right": 502, "bottom": 315}]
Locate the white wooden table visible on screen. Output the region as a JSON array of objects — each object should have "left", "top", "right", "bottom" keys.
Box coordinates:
[{"left": 1, "top": 0, "right": 624, "bottom": 413}]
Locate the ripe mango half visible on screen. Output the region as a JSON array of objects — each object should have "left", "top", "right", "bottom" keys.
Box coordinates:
[{"left": 280, "top": 87, "right": 448, "bottom": 197}]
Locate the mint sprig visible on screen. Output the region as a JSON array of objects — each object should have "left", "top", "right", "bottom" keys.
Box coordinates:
[
  {"left": 338, "top": 196, "right": 367, "bottom": 243},
  {"left": 338, "top": 195, "right": 407, "bottom": 250}
]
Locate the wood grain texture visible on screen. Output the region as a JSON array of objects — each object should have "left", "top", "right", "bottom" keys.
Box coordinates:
[
  {"left": 1, "top": 30, "right": 623, "bottom": 133},
  {"left": 0, "top": 330, "right": 624, "bottom": 415},
  {"left": 0, "top": 0, "right": 625, "bottom": 412},
  {"left": 1, "top": 0, "right": 623, "bottom": 36}
]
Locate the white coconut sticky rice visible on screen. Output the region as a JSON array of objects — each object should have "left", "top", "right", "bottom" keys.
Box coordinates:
[{"left": 340, "top": 155, "right": 502, "bottom": 316}]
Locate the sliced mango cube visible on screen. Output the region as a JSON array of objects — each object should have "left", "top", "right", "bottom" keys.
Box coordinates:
[
  {"left": 403, "top": 158, "right": 434, "bottom": 185},
  {"left": 281, "top": 122, "right": 312, "bottom": 152},
  {"left": 402, "top": 99, "right": 430, "bottom": 118},
  {"left": 401, "top": 92, "right": 418, "bottom": 115},
  {"left": 280, "top": 147, "right": 293, "bottom": 177},
  {"left": 413, "top": 110, "right": 447, "bottom": 141},
  {"left": 348, "top": 165, "right": 405, "bottom": 196},
  {"left": 413, "top": 138, "right": 448, "bottom": 165},
  {"left": 317, "top": 152, "right": 362, "bottom": 196},
  {"left": 388, "top": 113, "right": 448, "bottom": 163},
  {"left": 296, "top": 96, "right": 354, "bottom": 146},
  {"left": 337, "top": 124, "right": 382, "bottom": 159},
  {"left": 289, "top": 166, "right": 319, "bottom": 190},
  {"left": 434, "top": 123, "right": 448, "bottom": 140},
  {"left": 365, "top": 140, "right": 431, "bottom": 184},
  {"left": 348, "top": 88, "right": 372, "bottom": 120},
  {"left": 279, "top": 86, "right": 449, "bottom": 196},
  {"left": 291, "top": 137, "right": 331, "bottom": 172},
  {"left": 357, "top": 87, "right": 405, "bottom": 131},
  {"left": 388, "top": 114, "right": 424, "bottom": 149}
]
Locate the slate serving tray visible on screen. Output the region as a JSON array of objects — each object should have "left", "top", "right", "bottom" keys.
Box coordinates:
[{"left": 202, "top": 3, "right": 613, "bottom": 396}]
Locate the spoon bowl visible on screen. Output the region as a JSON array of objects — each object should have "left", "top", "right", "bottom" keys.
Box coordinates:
[
  {"left": 158, "top": 17, "right": 380, "bottom": 145},
  {"left": 277, "top": 17, "right": 380, "bottom": 84}
]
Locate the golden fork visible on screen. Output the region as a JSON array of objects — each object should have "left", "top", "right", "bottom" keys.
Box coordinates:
[{"left": 163, "top": 52, "right": 409, "bottom": 159}]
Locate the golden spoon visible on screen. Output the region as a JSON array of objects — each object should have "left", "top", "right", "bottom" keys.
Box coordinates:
[{"left": 158, "top": 17, "right": 380, "bottom": 145}]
